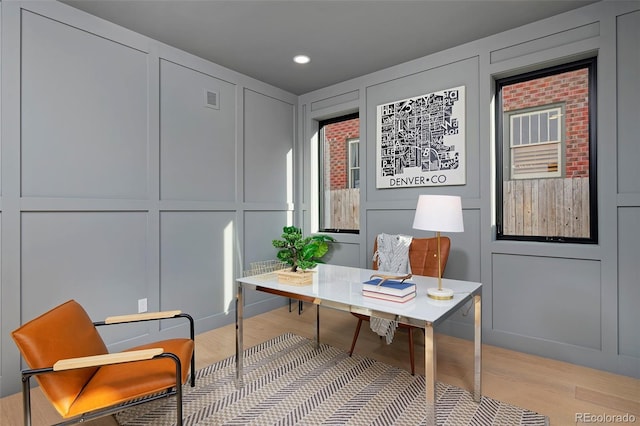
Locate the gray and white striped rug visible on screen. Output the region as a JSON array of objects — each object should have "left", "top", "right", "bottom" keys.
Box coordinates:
[{"left": 115, "top": 333, "right": 548, "bottom": 425}]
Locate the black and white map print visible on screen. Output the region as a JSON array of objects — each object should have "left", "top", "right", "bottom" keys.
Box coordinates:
[{"left": 376, "top": 85, "right": 465, "bottom": 188}]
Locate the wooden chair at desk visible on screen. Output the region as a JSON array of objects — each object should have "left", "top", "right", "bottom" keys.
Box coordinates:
[{"left": 348, "top": 236, "right": 451, "bottom": 375}]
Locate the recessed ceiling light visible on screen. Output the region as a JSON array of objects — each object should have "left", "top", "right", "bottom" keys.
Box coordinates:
[{"left": 293, "top": 55, "right": 311, "bottom": 64}]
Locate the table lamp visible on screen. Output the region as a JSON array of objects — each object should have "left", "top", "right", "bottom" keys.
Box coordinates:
[{"left": 412, "top": 194, "right": 464, "bottom": 300}]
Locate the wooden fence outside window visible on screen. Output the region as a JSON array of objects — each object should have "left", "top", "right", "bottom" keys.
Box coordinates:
[
  {"left": 325, "top": 188, "right": 360, "bottom": 230},
  {"left": 326, "top": 178, "right": 589, "bottom": 238},
  {"left": 502, "top": 177, "right": 590, "bottom": 238}
]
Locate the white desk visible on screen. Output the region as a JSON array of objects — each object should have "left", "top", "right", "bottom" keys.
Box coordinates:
[{"left": 236, "top": 263, "right": 482, "bottom": 424}]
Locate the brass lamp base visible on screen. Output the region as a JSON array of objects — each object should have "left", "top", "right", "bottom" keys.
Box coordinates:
[{"left": 427, "top": 287, "right": 454, "bottom": 300}]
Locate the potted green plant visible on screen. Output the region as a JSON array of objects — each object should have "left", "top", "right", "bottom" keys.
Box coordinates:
[{"left": 272, "top": 226, "right": 335, "bottom": 273}]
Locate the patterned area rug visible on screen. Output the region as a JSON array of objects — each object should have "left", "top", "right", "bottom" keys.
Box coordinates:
[{"left": 115, "top": 333, "right": 548, "bottom": 425}]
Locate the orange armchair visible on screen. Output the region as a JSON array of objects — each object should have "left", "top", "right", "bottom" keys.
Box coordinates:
[
  {"left": 11, "top": 299, "right": 195, "bottom": 426},
  {"left": 349, "top": 236, "right": 450, "bottom": 375}
]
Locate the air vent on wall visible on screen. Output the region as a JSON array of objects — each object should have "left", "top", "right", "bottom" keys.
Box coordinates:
[{"left": 205, "top": 89, "right": 219, "bottom": 110}]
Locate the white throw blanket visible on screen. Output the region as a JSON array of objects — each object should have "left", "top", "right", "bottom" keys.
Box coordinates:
[{"left": 370, "top": 233, "right": 412, "bottom": 344}]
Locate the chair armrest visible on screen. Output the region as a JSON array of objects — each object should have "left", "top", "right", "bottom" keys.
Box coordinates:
[
  {"left": 94, "top": 311, "right": 195, "bottom": 352},
  {"left": 104, "top": 310, "right": 182, "bottom": 324},
  {"left": 53, "top": 348, "right": 164, "bottom": 371}
]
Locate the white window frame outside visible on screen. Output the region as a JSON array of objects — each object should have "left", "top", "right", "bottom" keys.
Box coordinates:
[
  {"left": 509, "top": 106, "right": 563, "bottom": 180},
  {"left": 348, "top": 138, "right": 360, "bottom": 189}
]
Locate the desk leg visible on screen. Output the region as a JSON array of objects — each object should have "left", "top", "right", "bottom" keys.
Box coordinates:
[
  {"left": 425, "top": 321, "right": 436, "bottom": 424},
  {"left": 235, "top": 282, "right": 244, "bottom": 385},
  {"left": 315, "top": 304, "right": 320, "bottom": 349},
  {"left": 474, "top": 293, "right": 482, "bottom": 402}
]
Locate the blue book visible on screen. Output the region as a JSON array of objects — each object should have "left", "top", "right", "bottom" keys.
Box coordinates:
[{"left": 363, "top": 278, "right": 416, "bottom": 296}]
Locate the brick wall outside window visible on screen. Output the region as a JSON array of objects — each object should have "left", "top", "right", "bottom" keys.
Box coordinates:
[
  {"left": 502, "top": 69, "right": 590, "bottom": 178},
  {"left": 323, "top": 118, "right": 359, "bottom": 189}
]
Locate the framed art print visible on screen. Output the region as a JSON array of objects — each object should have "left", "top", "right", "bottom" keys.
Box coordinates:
[{"left": 376, "top": 85, "right": 465, "bottom": 189}]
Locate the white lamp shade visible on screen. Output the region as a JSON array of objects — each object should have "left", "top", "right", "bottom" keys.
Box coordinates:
[{"left": 412, "top": 194, "right": 464, "bottom": 233}]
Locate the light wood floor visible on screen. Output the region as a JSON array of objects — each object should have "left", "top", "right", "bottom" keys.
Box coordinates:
[{"left": 2, "top": 304, "right": 638, "bottom": 425}]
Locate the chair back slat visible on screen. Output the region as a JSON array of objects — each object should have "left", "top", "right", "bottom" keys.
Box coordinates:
[{"left": 373, "top": 236, "right": 451, "bottom": 278}]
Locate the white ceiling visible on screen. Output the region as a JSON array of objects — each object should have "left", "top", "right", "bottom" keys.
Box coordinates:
[{"left": 62, "top": 0, "right": 599, "bottom": 95}]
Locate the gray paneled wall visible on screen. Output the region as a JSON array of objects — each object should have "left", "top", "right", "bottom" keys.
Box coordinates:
[
  {"left": 492, "top": 254, "right": 601, "bottom": 349},
  {"left": 160, "top": 211, "right": 237, "bottom": 321},
  {"left": 298, "top": 1, "right": 639, "bottom": 378},
  {"left": 616, "top": 8, "right": 640, "bottom": 363},
  {"left": 244, "top": 89, "right": 295, "bottom": 204},
  {"left": 21, "top": 10, "right": 148, "bottom": 199},
  {"left": 21, "top": 212, "right": 150, "bottom": 341},
  {"left": 160, "top": 60, "right": 237, "bottom": 202},
  {"left": 615, "top": 10, "right": 640, "bottom": 196},
  {"left": 0, "top": 1, "right": 296, "bottom": 396},
  {"left": 618, "top": 207, "right": 640, "bottom": 358}
]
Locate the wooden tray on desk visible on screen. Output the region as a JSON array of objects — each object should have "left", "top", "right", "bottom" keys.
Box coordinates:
[{"left": 276, "top": 269, "right": 314, "bottom": 285}]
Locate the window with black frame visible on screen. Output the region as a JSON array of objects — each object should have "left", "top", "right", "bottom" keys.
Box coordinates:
[
  {"left": 495, "top": 57, "right": 597, "bottom": 243},
  {"left": 319, "top": 113, "right": 360, "bottom": 233}
]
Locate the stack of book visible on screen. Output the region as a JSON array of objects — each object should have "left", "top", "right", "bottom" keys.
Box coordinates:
[{"left": 362, "top": 277, "right": 416, "bottom": 303}]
